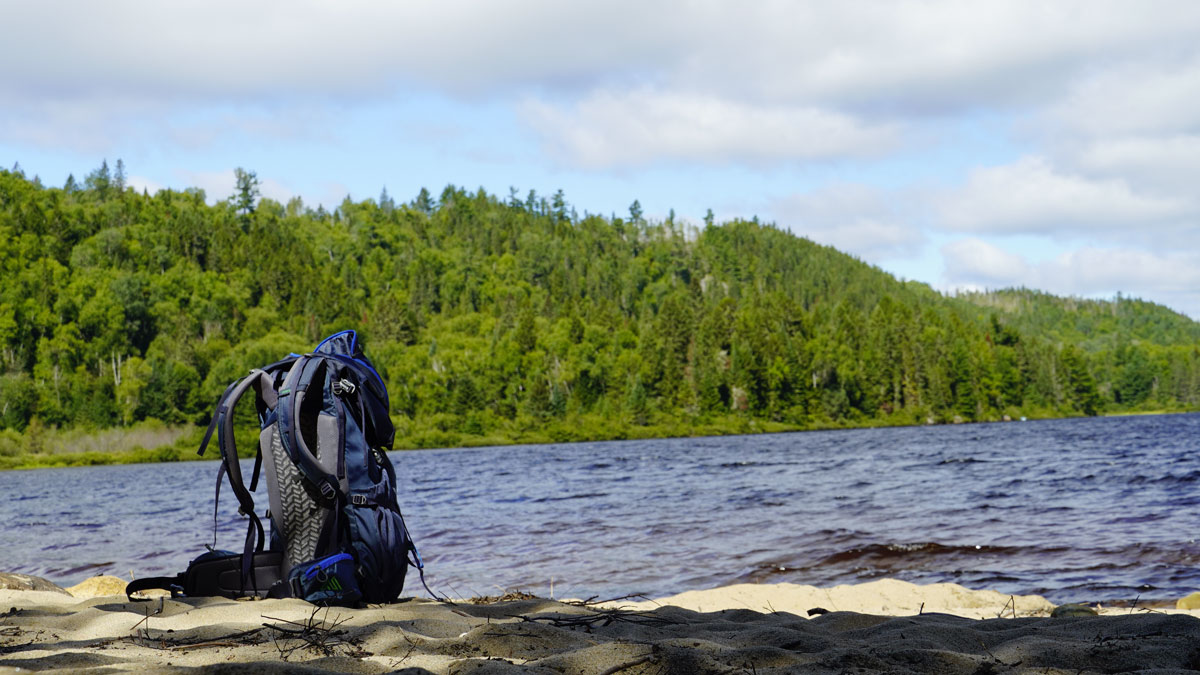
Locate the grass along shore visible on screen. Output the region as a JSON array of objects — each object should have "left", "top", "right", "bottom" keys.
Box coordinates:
[{"left": 2, "top": 403, "right": 1193, "bottom": 471}]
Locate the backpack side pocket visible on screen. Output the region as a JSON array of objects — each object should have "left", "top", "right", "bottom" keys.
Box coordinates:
[{"left": 344, "top": 501, "right": 410, "bottom": 603}]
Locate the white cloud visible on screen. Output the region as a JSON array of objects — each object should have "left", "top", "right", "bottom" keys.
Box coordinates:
[
  {"left": 942, "top": 238, "right": 1031, "bottom": 287},
  {"left": 670, "top": 2, "right": 1200, "bottom": 113},
  {"left": 7, "top": 1, "right": 1199, "bottom": 110},
  {"left": 941, "top": 240, "right": 1200, "bottom": 317},
  {"left": 0, "top": 1, "right": 667, "bottom": 103},
  {"left": 937, "top": 156, "right": 1187, "bottom": 234},
  {"left": 772, "top": 184, "right": 925, "bottom": 263},
  {"left": 1046, "top": 58, "right": 1200, "bottom": 138},
  {"left": 4, "top": 0, "right": 1200, "bottom": 175},
  {"left": 525, "top": 89, "right": 899, "bottom": 168},
  {"left": 1070, "top": 135, "right": 1200, "bottom": 194}
]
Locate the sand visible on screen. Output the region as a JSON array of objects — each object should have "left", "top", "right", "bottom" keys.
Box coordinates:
[{"left": 1, "top": 576, "right": 1198, "bottom": 673}]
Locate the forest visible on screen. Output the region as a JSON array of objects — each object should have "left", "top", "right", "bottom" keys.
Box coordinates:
[{"left": 1, "top": 162, "right": 1199, "bottom": 467}]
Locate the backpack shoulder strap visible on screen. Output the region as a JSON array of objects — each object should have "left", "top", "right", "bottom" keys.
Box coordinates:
[
  {"left": 214, "top": 371, "right": 278, "bottom": 523},
  {"left": 211, "top": 369, "right": 281, "bottom": 593},
  {"left": 275, "top": 355, "right": 343, "bottom": 501}
]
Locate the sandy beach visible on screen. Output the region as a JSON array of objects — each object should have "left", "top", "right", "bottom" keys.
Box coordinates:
[{"left": 1, "top": 575, "right": 1198, "bottom": 673}]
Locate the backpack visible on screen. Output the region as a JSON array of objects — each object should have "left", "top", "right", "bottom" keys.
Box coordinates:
[{"left": 127, "top": 330, "right": 427, "bottom": 605}]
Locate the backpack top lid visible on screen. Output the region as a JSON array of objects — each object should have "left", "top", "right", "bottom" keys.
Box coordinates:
[
  {"left": 312, "top": 330, "right": 394, "bottom": 448},
  {"left": 315, "top": 329, "right": 362, "bottom": 358},
  {"left": 315, "top": 329, "right": 386, "bottom": 394}
]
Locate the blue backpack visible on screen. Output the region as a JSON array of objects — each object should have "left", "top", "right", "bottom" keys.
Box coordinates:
[{"left": 128, "top": 330, "right": 428, "bottom": 605}]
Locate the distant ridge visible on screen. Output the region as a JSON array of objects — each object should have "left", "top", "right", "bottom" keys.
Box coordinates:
[{"left": 956, "top": 288, "right": 1200, "bottom": 350}]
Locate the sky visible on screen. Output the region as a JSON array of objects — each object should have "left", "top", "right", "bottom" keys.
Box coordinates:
[{"left": 4, "top": 1, "right": 1200, "bottom": 318}]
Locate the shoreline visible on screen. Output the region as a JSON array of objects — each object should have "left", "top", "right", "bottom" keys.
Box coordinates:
[
  {"left": 2, "top": 575, "right": 1199, "bottom": 673},
  {"left": 4, "top": 408, "right": 1198, "bottom": 471}
]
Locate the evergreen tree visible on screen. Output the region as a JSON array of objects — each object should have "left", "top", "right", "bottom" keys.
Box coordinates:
[
  {"left": 85, "top": 159, "right": 111, "bottom": 197},
  {"left": 114, "top": 159, "right": 127, "bottom": 192},
  {"left": 233, "top": 167, "right": 260, "bottom": 219}
]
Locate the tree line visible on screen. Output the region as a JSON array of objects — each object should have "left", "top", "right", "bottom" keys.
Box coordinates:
[{"left": 1, "top": 163, "right": 1198, "bottom": 451}]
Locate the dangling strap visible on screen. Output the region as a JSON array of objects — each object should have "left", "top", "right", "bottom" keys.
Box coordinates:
[
  {"left": 197, "top": 379, "right": 240, "bottom": 457},
  {"left": 126, "top": 575, "right": 184, "bottom": 601},
  {"left": 211, "top": 462, "right": 227, "bottom": 550},
  {"left": 407, "top": 541, "right": 448, "bottom": 602}
]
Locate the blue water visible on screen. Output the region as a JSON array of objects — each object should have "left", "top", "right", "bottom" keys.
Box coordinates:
[{"left": 2, "top": 414, "right": 1198, "bottom": 605}]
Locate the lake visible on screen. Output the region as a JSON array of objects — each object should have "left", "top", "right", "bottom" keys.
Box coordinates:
[{"left": 2, "top": 413, "right": 1198, "bottom": 605}]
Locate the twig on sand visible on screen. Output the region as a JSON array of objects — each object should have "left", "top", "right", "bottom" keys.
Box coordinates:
[
  {"left": 262, "top": 606, "right": 369, "bottom": 661},
  {"left": 565, "top": 593, "right": 656, "bottom": 607},
  {"left": 388, "top": 632, "right": 422, "bottom": 670},
  {"left": 597, "top": 653, "right": 654, "bottom": 675},
  {"left": 123, "top": 627, "right": 267, "bottom": 651},
  {"left": 468, "top": 591, "right": 540, "bottom": 604},
  {"left": 998, "top": 596, "right": 1016, "bottom": 619},
  {"left": 514, "top": 607, "right": 675, "bottom": 630},
  {"left": 976, "top": 637, "right": 1019, "bottom": 669},
  {"left": 127, "top": 597, "right": 167, "bottom": 647}
]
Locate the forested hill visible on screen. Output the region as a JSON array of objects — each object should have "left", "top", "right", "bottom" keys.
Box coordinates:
[
  {"left": 958, "top": 288, "right": 1200, "bottom": 350},
  {"left": 1, "top": 164, "right": 1198, "bottom": 452}
]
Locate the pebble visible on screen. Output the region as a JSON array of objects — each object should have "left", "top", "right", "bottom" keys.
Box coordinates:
[
  {"left": 65, "top": 575, "right": 129, "bottom": 598},
  {"left": 1177, "top": 592, "right": 1200, "bottom": 610},
  {"left": 0, "top": 572, "right": 69, "bottom": 595},
  {"left": 1051, "top": 603, "right": 1097, "bottom": 618}
]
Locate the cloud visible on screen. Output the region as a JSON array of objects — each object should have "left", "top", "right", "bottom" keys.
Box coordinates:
[
  {"left": 5, "top": 1, "right": 1200, "bottom": 174},
  {"left": 937, "top": 156, "right": 1187, "bottom": 235},
  {"left": 941, "top": 239, "right": 1200, "bottom": 317},
  {"left": 525, "top": 89, "right": 899, "bottom": 168},
  {"left": 8, "top": 2, "right": 1199, "bottom": 110},
  {"left": 0, "top": 1, "right": 668, "bottom": 103},
  {"left": 772, "top": 184, "right": 925, "bottom": 263},
  {"left": 667, "top": 2, "right": 1200, "bottom": 114},
  {"left": 1070, "top": 135, "right": 1200, "bottom": 194},
  {"left": 1046, "top": 57, "right": 1200, "bottom": 139},
  {"left": 941, "top": 239, "right": 1031, "bottom": 287}
]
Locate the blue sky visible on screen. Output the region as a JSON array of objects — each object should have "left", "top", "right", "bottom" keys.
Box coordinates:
[{"left": 5, "top": 1, "right": 1200, "bottom": 317}]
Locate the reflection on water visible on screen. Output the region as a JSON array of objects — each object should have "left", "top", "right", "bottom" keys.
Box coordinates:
[{"left": 2, "top": 413, "right": 1198, "bottom": 604}]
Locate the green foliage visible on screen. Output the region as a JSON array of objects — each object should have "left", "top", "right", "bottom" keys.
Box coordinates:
[{"left": 1, "top": 165, "right": 1199, "bottom": 465}]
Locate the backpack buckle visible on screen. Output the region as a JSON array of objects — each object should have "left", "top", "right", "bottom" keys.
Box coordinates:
[
  {"left": 332, "top": 378, "right": 356, "bottom": 396},
  {"left": 350, "top": 494, "right": 367, "bottom": 506},
  {"left": 319, "top": 481, "right": 338, "bottom": 501}
]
